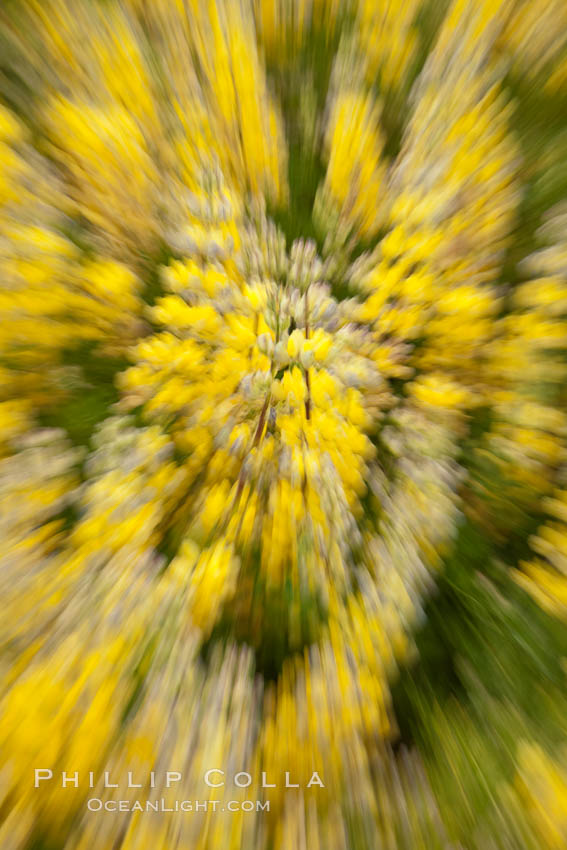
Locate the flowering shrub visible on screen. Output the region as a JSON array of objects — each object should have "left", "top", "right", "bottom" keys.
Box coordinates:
[{"left": 1, "top": 1, "right": 567, "bottom": 847}]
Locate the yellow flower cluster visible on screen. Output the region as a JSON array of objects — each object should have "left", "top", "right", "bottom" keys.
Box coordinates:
[
  {"left": 0, "top": 104, "right": 144, "bottom": 404},
  {"left": 478, "top": 205, "right": 567, "bottom": 531},
  {"left": 499, "top": 0, "right": 567, "bottom": 93},
  {"left": 322, "top": 88, "right": 387, "bottom": 240},
  {"left": 357, "top": 0, "right": 421, "bottom": 94},
  {"left": 516, "top": 488, "right": 567, "bottom": 617},
  {"left": 516, "top": 743, "right": 567, "bottom": 848}
]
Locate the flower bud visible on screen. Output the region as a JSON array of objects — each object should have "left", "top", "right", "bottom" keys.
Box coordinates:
[
  {"left": 257, "top": 333, "right": 274, "bottom": 356},
  {"left": 287, "top": 329, "right": 303, "bottom": 359},
  {"left": 300, "top": 347, "right": 314, "bottom": 369},
  {"left": 273, "top": 341, "right": 290, "bottom": 367}
]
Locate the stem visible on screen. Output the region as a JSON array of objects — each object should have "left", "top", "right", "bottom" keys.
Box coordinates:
[
  {"left": 304, "top": 287, "right": 311, "bottom": 421},
  {"left": 233, "top": 392, "right": 271, "bottom": 506},
  {"left": 250, "top": 313, "right": 259, "bottom": 361},
  {"left": 253, "top": 393, "right": 271, "bottom": 447}
]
